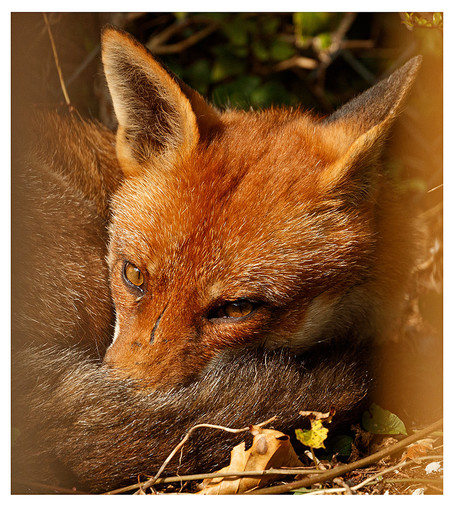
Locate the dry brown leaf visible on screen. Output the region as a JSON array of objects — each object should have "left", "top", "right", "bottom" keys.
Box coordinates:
[
  {"left": 196, "top": 425, "right": 302, "bottom": 495},
  {"left": 402, "top": 438, "right": 434, "bottom": 461}
]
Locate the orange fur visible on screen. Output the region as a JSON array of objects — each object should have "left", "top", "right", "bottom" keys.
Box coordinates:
[{"left": 101, "top": 27, "right": 421, "bottom": 388}]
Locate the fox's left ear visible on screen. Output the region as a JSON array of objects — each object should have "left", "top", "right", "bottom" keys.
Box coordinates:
[{"left": 319, "top": 56, "right": 422, "bottom": 198}]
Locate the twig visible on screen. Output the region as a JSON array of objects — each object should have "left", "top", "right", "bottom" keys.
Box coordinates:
[
  {"left": 147, "top": 17, "right": 193, "bottom": 48},
  {"left": 273, "top": 55, "right": 318, "bottom": 72},
  {"left": 65, "top": 45, "right": 100, "bottom": 88},
  {"left": 262, "top": 455, "right": 443, "bottom": 496},
  {"left": 42, "top": 13, "right": 71, "bottom": 107},
  {"left": 147, "top": 20, "right": 220, "bottom": 55},
  {"left": 104, "top": 466, "right": 324, "bottom": 495},
  {"left": 340, "top": 39, "right": 375, "bottom": 50},
  {"left": 311, "top": 12, "right": 358, "bottom": 109},
  {"left": 353, "top": 460, "right": 409, "bottom": 491},
  {"left": 105, "top": 447, "right": 443, "bottom": 495},
  {"left": 370, "top": 478, "right": 443, "bottom": 486},
  {"left": 302, "top": 460, "right": 408, "bottom": 495},
  {"left": 12, "top": 479, "right": 87, "bottom": 495},
  {"left": 246, "top": 418, "right": 443, "bottom": 495},
  {"left": 427, "top": 184, "right": 443, "bottom": 194},
  {"left": 134, "top": 416, "right": 277, "bottom": 494},
  {"left": 340, "top": 49, "right": 376, "bottom": 83}
]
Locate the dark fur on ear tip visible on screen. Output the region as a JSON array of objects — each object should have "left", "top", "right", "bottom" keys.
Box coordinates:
[{"left": 324, "top": 55, "right": 422, "bottom": 131}]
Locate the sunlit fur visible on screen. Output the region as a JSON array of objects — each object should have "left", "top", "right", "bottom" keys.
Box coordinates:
[
  {"left": 12, "top": 27, "right": 421, "bottom": 493},
  {"left": 102, "top": 28, "right": 420, "bottom": 388}
]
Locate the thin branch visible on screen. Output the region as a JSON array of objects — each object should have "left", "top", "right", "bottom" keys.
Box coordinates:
[
  {"left": 147, "top": 17, "right": 194, "bottom": 48},
  {"left": 371, "top": 477, "right": 443, "bottom": 486},
  {"left": 104, "top": 466, "right": 324, "bottom": 495},
  {"left": 65, "top": 45, "right": 100, "bottom": 88},
  {"left": 12, "top": 479, "right": 88, "bottom": 495},
  {"left": 273, "top": 55, "right": 318, "bottom": 72},
  {"left": 352, "top": 460, "right": 410, "bottom": 492},
  {"left": 134, "top": 416, "right": 277, "bottom": 494},
  {"left": 147, "top": 20, "right": 220, "bottom": 55},
  {"left": 313, "top": 12, "right": 357, "bottom": 101},
  {"left": 288, "top": 460, "right": 409, "bottom": 495},
  {"left": 427, "top": 184, "right": 443, "bottom": 194},
  {"left": 246, "top": 418, "right": 443, "bottom": 495},
  {"left": 42, "top": 13, "right": 71, "bottom": 107},
  {"left": 340, "top": 49, "right": 376, "bottom": 83},
  {"left": 340, "top": 39, "right": 375, "bottom": 50}
]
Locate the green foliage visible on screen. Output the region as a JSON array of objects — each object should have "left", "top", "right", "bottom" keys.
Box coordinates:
[
  {"left": 18, "top": 12, "right": 441, "bottom": 201},
  {"left": 362, "top": 403, "right": 408, "bottom": 436},
  {"left": 127, "top": 11, "right": 441, "bottom": 124},
  {"left": 159, "top": 12, "right": 359, "bottom": 110},
  {"left": 292, "top": 487, "right": 313, "bottom": 495},
  {"left": 293, "top": 12, "right": 339, "bottom": 48},
  {"left": 328, "top": 434, "right": 354, "bottom": 457},
  {"left": 401, "top": 12, "right": 443, "bottom": 30}
]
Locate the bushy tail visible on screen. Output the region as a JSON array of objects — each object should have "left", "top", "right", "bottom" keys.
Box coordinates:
[{"left": 12, "top": 342, "right": 372, "bottom": 493}]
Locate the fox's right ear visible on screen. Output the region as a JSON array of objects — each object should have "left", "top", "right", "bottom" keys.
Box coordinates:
[{"left": 102, "top": 27, "right": 219, "bottom": 177}]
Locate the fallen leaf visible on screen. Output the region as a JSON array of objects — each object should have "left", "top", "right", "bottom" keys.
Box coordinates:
[
  {"left": 299, "top": 409, "right": 334, "bottom": 421},
  {"left": 362, "top": 403, "right": 407, "bottom": 435},
  {"left": 295, "top": 408, "right": 334, "bottom": 451},
  {"left": 425, "top": 461, "right": 442, "bottom": 474},
  {"left": 295, "top": 419, "right": 329, "bottom": 449},
  {"left": 403, "top": 439, "right": 434, "bottom": 461},
  {"left": 196, "top": 425, "right": 302, "bottom": 495}
]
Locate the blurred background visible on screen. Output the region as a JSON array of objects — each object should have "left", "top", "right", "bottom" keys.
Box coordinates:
[
  {"left": 11, "top": 12, "right": 443, "bottom": 207},
  {"left": 11, "top": 12, "right": 443, "bottom": 424}
]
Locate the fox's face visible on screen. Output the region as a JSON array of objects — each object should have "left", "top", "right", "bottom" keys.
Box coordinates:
[{"left": 102, "top": 28, "right": 420, "bottom": 387}]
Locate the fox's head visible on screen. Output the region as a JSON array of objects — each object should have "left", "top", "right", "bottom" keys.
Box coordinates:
[{"left": 101, "top": 27, "right": 421, "bottom": 387}]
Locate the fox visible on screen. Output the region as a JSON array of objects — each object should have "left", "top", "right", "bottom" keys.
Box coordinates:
[
  {"left": 100, "top": 28, "right": 420, "bottom": 387},
  {"left": 11, "top": 26, "right": 422, "bottom": 493}
]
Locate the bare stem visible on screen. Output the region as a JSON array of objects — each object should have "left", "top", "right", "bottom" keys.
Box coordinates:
[
  {"left": 134, "top": 416, "right": 276, "bottom": 494},
  {"left": 42, "top": 13, "right": 71, "bottom": 107},
  {"left": 246, "top": 418, "right": 443, "bottom": 495}
]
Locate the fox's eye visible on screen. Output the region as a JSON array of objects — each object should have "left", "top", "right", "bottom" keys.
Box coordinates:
[
  {"left": 123, "top": 262, "right": 145, "bottom": 290},
  {"left": 214, "top": 299, "right": 256, "bottom": 320}
]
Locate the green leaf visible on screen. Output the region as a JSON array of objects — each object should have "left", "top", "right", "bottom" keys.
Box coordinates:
[
  {"left": 270, "top": 39, "right": 295, "bottom": 61},
  {"left": 362, "top": 403, "right": 408, "bottom": 435},
  {"left": 222, "top": 19, "right": 250, "bottom": 46},
  {"left": 329, "top": 434, "right": 353, "bottom": 457},
  {"left": 211, "top": 49, "right": 246, "bottom": 82},
  {"left": 212, "top": 75, "right": 261, "bottom": 109},
  {"left": 292, "top": 487, "right": 313, "bottom": 495},
  {"left": 261, "top": 16, "right": 280, "bottom": 35},
  {"left": 184, "top": 59, "right": 211, "bottom": 94},
  {"left": 252, "top": 40, "right": 269, "bottom": 62},
  {"left": 317, "top": 33, "right": 332, "bottom": 50},
  {"left": 293, "top": 12, "right": 335, "bottom": 37}
]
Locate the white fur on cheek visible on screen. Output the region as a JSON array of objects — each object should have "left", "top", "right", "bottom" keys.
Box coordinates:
[
  {"left": 288, "top": 292, "right": 341, "bottom": 350},
  {"left": 109, "top": 319, "right": 121, "bottom": 347}
]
